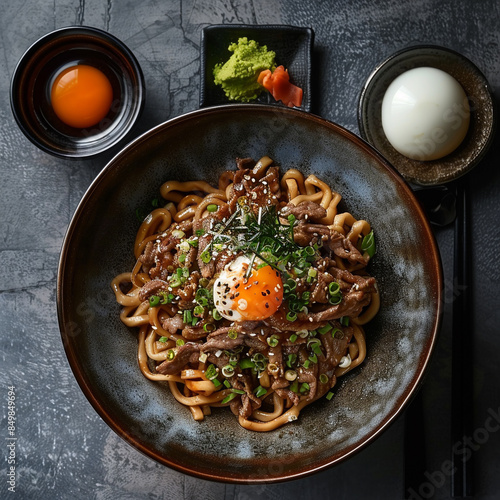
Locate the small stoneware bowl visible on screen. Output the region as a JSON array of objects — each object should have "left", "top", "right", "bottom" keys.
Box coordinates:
[
  {"left": 57, "top": 105, "right": 442, "bottom": 483},
  {"left": 10, "top": 26, "right": 145, "bottom": 159},
  {"left": 200, "top": 24, "right": 314, "bottom": 111},
  {"left": 358, "top": 45, "right": 495, "bottom": 186}
]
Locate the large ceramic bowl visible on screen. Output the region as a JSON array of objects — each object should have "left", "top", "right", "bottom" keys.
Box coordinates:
[{"left": 57, "top": 105, "right": 442, "bottom": 483}]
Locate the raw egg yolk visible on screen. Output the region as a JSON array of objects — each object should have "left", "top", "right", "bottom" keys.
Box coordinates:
[
  {"left": 231, "top": 265, "right": 283, "bottom": 320},
  {"left": 51, "top": 64, "right": 113, "bottom": 128},
  {"left": 214, "top": 260, "right": 284, "bottom": 321}
]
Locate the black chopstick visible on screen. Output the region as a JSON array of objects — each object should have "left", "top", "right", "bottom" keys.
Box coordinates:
[
  {"left": 451, "top": 179, "right": 474, "bottom": 497},
  {"left": 404, "top": 390, "right": 427, "bottom": 498}
]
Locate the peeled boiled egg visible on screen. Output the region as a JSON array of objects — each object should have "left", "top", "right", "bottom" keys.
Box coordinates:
[
  {"left": 51, "top": 64, "right": 113, "bottom": 128},
  {"left": 381, "top": 67, "right": 470, "bottom": 161},
  {"left": 213, "top": 255, "right": 283, "bottom": 321}
]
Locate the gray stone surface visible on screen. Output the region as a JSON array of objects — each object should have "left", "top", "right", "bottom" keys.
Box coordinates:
[{"left": 0, "top": 0, "right": 499, "bottom": 499}]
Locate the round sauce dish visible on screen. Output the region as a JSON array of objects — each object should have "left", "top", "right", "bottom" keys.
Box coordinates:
[
  {"left": 358, "top": 45, "right": 495, "bottom": 185},
  {"left": 10, "top": 26, "right": 145, "bottom": 158}
]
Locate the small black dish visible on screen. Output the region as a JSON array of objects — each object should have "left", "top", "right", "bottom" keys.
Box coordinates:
[
  {"left": 10, "top": 26, "right": 145, "bottom": 159},
  {"left": 200, "top": 24, "right": 313, "bottom": 111},
  {"left": 358, "top": 45, "right": 495, "bottom": 186}
]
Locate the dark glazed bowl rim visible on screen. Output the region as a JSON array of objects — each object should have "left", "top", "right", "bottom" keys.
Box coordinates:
[
  {"left": 10, "top": 25, "right": 145, "bottom": 159},
  {"left": 57, "top": 104, "right": 442, "bottom": 483},
  {"left": 357, "top": 44, "right": 496, "bottom": 186}
]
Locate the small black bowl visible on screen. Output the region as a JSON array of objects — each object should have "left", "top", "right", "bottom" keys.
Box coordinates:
[
  {"left": 358, "top": 45, "right": 495, "bottom": 185},
  {"left": 10, "top": 26, "right": 145, "bottom": 159},
  {"left": 200, "top": 24, "right": 314, "bottom": 111}
]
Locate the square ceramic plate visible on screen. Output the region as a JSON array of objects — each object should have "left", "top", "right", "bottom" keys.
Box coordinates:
[{"left": 200, "top": 24, "right": 314, "bottom": 111}]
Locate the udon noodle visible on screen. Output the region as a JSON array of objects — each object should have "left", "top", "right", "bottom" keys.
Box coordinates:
[{"left": 112, "top": 157, "right": 379, "bottom": 431}]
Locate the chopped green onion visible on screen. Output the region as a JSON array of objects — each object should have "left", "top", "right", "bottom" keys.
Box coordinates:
[
  {"left": 340, "top": 316, "right": 350, "bottom": 326},
  {"left": 285, "top": 278, "right": 297, "bottom": 292},
  {"left": 206, "top": 204, "right": 218, "bottom": 213},
  {"left": 191, "top": 317, "right": 199, "bottom": 326},
  {"left": 319, "top": 373, "right": 329, "bottom": 384},
  {"left": 239, "top": 358, "right": 255, "bottom": 370},
  {"left": 212, "top": 309, "right": 222, "bottom": 321},
  {"left": 221, "top": 392, "right": 239, "bottom": 404},
  {"left": 304, "top": 246, "right": 315, "bottom": 256},
  {"left": 267, "top": 334, "right": 279, "bottom": 347},
  {"left": 254, "top": 385, "right": 268, "bottom": 398},
  {"left": 183, "top": 310, "right": 193, "bottom": 324},
  {"left": 309, "top": 353, "right": 318, "bottom": 364},
  {"left": 158, "top": 336, "right": 169, "bottom": 343},
  {"left": 329, "top": 294, "right": 342, "bottom": 305},
  {"left": 203, "top": 322, "right": 216, "bottom": 333},
  {"left": 326, "top": 391, "right": 334, "bottom": 401},
  {"left": 188, "top": 238, "right": 198, "bottom": 248},
  {"left": 212, "top": 378, "right": 221, "bottom": 387},
  {"left": 167, "top": 349, "right": 175, "bottom": 361},
  {"left": 307, "top": 338, "right": 321, "bottom": 348},
  {"left": 205, "top": 364, "right": 218, "bottom": 380},
  {"left": 312, "top": 343, "right": 323, "bottom": 356},
  {"left": 299, "top": 382, "right": 310, "bottom": 393},
  {"left": 298, "top": 329, "right": 309, "bottom": 338},
  {"left": 222, "top": 365, "right": 235, "bottom": 377},
  {"left": 286, "top": 311, "right": 297, "bottom": 322},
  {"left": 328, "top": 282, "right": 340, "bottom": 295},
  {"left": 176, "top": 338, "right": 185, "bottom": 347},
  {"left": 223, "top": 380, "right": 231, "bottom": 389},
  {"left": 178, "top": 253, "right": 186, "bottom": 263},
  {"left": 289, "top": 333, "right": 298, "bottom": 343},
  {"left": 193, "top": 305, "right": 205, "bottom": 317},
  {"left": 231, "top": 389, "right": 246, "bottom": 395},
  {"left": 318, "top": 323, "right": 333, "bottom": 335},
  {"left": 228, "top": 328, "right": 238, "bottom": 340},
  {"left": 307, "top": 268, "right": 317, "bottom": 283},
  {"left": 195, "top": 229, "right": 205, "bottom": 236},
  {"left": 169, "top": 277, "right": 181, "bottom": 288},
  {"left": 159, "top": 292, "right": 174, "bottom": 304},
  {"left": 361, "top": 230, "right": 376, "bottom": 258},
  {"left": 331, "top": 327, "right": 342, "bottom": 338},
  {"left": 287, "top": 214, "right": 296, "bottom": 225},
  {"left": 303, "top": 360, "right": 311, "bottom": 369},
  {"left": 149, "top": 295, "right": 161, "bottom": 307},
  {"left": 201, "top": 250, "right": 211, "bottom": 263},
  {"left": 286, "top": 353, "right": 297, "bottom": 368},
  {"left": 290, "top": 380, "right": 299, "bottom": 393}
]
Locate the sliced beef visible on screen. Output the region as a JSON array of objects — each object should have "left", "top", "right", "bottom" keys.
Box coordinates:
[
  {"left": 275, "top": 387, "right": 300, "bottom": 406},
  {"left": 138, "top": 279, "right": 168, "bottom": 302},
  {"left": 200, "top": 327, "right": 242, "bottom": 351},
  {"left": 156, "top": 342, "right": 200, "bottom": 375},
  {"left": 298, "top": 365, "right": 318, "bottom": 402},
  {"left": 280, "top": 201, "right": 327, "bottom": 222},
  {"left": 292, "top": 222, "right": 330, "bottom": 246},
  {"left": 161, "top": 314, "right": 184, "bottom": 334},
  {"left": 310, "top": 271, "right": 336, "bottom": 303},
  {"left": 326, "top": 230, "right": 368, "bottom": 265}
]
